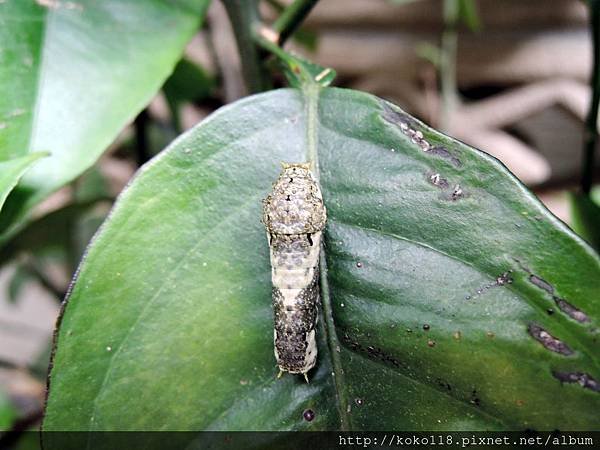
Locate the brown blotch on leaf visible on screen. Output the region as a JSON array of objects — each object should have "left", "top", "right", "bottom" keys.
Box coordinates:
[
  {"left": 552, "top": 371, "right": 600, "bottom": 392},
  {"left": 554, "top": 297, "right": 589, "bottom": 323},
  {"left": 528, "top": 275, "right": 554, "bottom": 294},
  {"left": 527, "top": 324, "right": 573, "bottom": 355}
]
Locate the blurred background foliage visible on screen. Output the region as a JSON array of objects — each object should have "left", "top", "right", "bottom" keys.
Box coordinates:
[{"left": 0, "top": 0, "right": 599, "bottom": 441}]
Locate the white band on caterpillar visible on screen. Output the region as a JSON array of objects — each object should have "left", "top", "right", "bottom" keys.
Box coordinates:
[{"left": 262, "top": 163, "right": 327, "bottom": 381}]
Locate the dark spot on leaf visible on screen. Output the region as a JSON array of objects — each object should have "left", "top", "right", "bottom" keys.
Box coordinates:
[
  {"left": 381, "top": 102, "right": 417, "bottom": 129},
  {"left": 428, "top": 146, "right": 462, "bottom": 168},
  {"left": 436, "top": 377, "right": 452, "bottom": 392},
  {"left": 381, "top": 102, "right": 461, "bottom": 165},
  {"left": 529, "top": 275, "right": 554, "bottom": 294},
  {"left": 527, "top": 324, "right": 573, "bottom": 355},
  {"left": 302, "top": 409, "right": 315, "bottom": 421},
  {"left": 515, "top": 261, "right": 589, "bottom": 324},
  {"left": 449, "top": 184, "right": 464, "bottom": 201},
  {"left": 552, "top": 371, "right": 600, "bottom": 392},
  {"left": 429, "top": 173, "right": 449, "bottom": 189},
  {"left": 554, "top": 297, "right": 589, "bottom": 323},
  {"left": 341, "top": 333, "right": 405, "bottom": 369},
  {"left": 470, "top": 391, "right": 481, "bottom": 407},
  {"left": 467, "top": 271, "right": 513, "bottom": 299}
]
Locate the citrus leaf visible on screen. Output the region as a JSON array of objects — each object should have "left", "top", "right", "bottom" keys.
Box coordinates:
[
  {"left": 44, "top": 88, "right": 600, "bottom": 437},
  {"left": 0, "top": 0, "right": 210, "bottom": 242}
]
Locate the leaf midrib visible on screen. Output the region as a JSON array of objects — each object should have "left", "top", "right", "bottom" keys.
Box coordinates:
[{"left": 304, "top": 84, "right": 351, "bottom": 430}]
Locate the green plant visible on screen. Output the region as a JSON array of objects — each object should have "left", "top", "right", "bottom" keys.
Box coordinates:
[{"left": 0, "top": 0, "right": 598, "bottom": 442}]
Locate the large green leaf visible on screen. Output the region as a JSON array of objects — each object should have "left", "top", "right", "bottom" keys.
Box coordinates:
[
  {"left": 0, "top": 0, "right": 210, "bottom": 242},
  {"left": 43, "top": 88, "right": 600, "bottom": 437}
]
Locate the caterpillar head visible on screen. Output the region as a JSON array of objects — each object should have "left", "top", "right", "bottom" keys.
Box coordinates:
[{"left": 263, "top": 162, "right": 327, "bottom": 235}]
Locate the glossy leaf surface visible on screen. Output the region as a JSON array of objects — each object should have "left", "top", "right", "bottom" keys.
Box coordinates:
[
  {"left": 44, "top": 89, "right": 600, "bottom": 437},
  {"left": 0, "top": 0, "right": 209, "bottom": 241}
]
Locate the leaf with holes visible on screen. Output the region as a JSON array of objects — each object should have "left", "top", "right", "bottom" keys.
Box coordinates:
[
  {"left": 43, "top": 88, "right": 600, "bottom": 440},
  {"left": 0, "top": 0, "right": 210, "bottom": 243}
]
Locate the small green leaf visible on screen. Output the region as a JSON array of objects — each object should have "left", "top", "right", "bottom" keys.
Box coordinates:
[
  {"left": 0, "top": 199, "right": 109, "bottom": 275},
  {"left": 0, "top": 153, "right": 47, "bottom": 214},
  {"left": 416, "top": 42, "right": 443, "bottom": 68},
  {"left": 7, "top": 263, "right": 33, "bottom": 303},
  {"left": 163, "top": 58, "right": 216, "bottom": 132},
  {"left": 570, "top": 192, "right": 600, "bottom": 251},
  {"left": 44, "top": 88, "right": 600, "bottom": 435},
  {"left": 458, "top": 0, "right": 481, "bottom": 32},
  {"left": 0, "top": 389, "right": 16, "bottom": 431},
  {"left": 260, "top": 37, "right": 335, "bottom": 88}
]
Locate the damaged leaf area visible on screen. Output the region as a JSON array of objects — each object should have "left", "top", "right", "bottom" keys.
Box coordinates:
[{"left": 43, "top": 88, "right": 600, "bottom": 437}]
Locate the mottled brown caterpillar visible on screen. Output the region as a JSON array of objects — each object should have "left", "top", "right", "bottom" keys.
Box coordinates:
[{"left": 262, "top": 162, "right": 327, "bottom": 382}]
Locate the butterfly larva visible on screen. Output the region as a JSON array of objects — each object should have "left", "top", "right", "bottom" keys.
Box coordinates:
[{"left": 262, "top": 162, "right": 327, "bottom": 382}]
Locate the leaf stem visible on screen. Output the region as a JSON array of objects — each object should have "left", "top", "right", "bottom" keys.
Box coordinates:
[
  {"left": 440, "top": 0, "right": 459, "bottom": 132},
  {"left": 583, "top": 0, "right": 600, "bottom": 195},
  {"left": 273, "top": 0, "right": 319, "bottom": 45},
  {"left": 220, "top": 0, "right": 271, "bottom": 93}
]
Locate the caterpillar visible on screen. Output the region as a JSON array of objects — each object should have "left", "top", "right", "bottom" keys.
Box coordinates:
[{"left": 262, "top": 162, "right": 327, "bottom": 382}]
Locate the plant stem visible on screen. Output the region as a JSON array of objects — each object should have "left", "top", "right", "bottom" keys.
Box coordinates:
[
  {"left": 221, "top": 0, "right": 271, "bottom": 93},
  {"left": 440, "top": 0, "right": 459, "bottom": 132},
  {"left": 583, "top": 0, "right": 600, "bottom": 195},
  {"left": 273, "top": 0, "right": 319, "bottom": 45}
]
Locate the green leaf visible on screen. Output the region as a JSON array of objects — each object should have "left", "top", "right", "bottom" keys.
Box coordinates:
[
  {"left": 570, "top": 192, "right": 600, "bottom": 251},
  {"left": 0, "top": 0, "right": 210, "bottom": 242},
  {"left": 0, "top": 389, "right": 16, "bottom": 431},
  {"left": 0, "top": 199, "right": 110, "bottom": 276},
  {"left": 457, "top": 0, "right": 481, "bottom": 32},
  {"left": 163, "top": 58, "right": 215, "bottom": 106},
  {"left": 163, "top": 58, "right": 216, "bottom": 132},
  {"left": 7, "top": 263, "right": 34, "bottom": 303},
  {"left": 44, "top": 88, "right": 600, "bottom": 435},
  {"left": 0, "top": 153, "right": 47, "bottom": 214},
  {"left": 416, "top": 42, "right": 443, "bottom": 68},
  {"left": 259, "top": 37, "right": 335, "bottom": 89}
]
